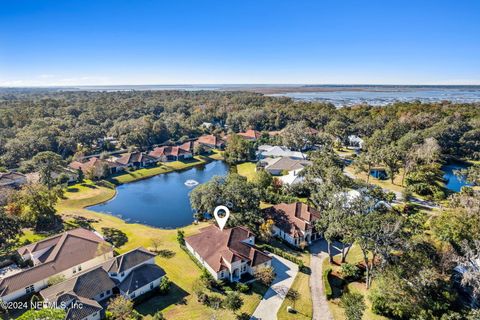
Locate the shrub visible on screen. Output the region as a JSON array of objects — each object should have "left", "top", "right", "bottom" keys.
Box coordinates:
[
  {"left": 341, "top": 292, "right": 366, "bottom": 320},
  {"left": 236, "top": 282, "right": 250, "bottom": 293},
  {"left": 323, "top": 267, "right": 333, "bottom": 300},
  {"left": 177, "top": 230, "right": 185, "bottom": 246},
  {"left": 101, "top": 227, "right": 128, "bottom": 247},
  {"left": 207, "top": 295, "right": 223, "bottom": 309},
  {"left": 158, "top": 276, "right": 171, "bottom": 295},
  {"left": 255, "top": 266, "right": 276, "bottom": 286},
  {"left": 223, "top": 291, "right": 244, "bottom": 313},
  {"left": 341, "top": 263, "right": 360, "bottom": 280}
]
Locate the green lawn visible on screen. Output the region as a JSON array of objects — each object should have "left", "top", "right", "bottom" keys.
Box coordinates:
[
  {"left": 19, "top": 150, "right": 267, "bottom": 320},
  {"left": 110, "top": 152, "right": 223, "bottom": 184},
  {"left": 277, "top": 260, "right": 313, "bottom": 320},
  {"left": 236, "top": 162, "right": 257, "bottom": 181}
]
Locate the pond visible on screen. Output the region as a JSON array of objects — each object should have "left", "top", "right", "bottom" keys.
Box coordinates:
[
  {"left": 88, "top": 161, "right": 229, "bottom": 228},
  {"left": 442, "top": 162, "right": 471, "bottom": 192}
]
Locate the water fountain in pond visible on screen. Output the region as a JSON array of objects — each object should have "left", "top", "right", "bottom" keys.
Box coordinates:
[{"left": 184, "top": 179, "right": 199, "bottom": 187}]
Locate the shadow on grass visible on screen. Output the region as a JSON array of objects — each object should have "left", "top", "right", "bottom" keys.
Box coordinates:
[
  {"left": 157, "top": 249, "right": 176, "bottom": 259},
  {"left": 135, "top": 282, "right": 189, "bottom": 316},
  {"left": 81, "top": 183, "right": 98, "bottom": 189},
  {"left": 66, "top": 187, "right": 79, "bottom": 192},
  {"left": 329, "top": 273, "right": 345, "bottom": 299}
]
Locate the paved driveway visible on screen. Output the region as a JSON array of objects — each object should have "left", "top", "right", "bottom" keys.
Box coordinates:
[
  {"left": 310, "top": 240, "right": 336, "bottom": 320},
  {"left": 250, "top": 253, "right": 298, "bottom": 320}
]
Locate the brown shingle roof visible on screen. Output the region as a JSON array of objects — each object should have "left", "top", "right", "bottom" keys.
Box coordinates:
[
  {"left": 238, "top": 129, "right": 261, "bottom": 140},
  {"left": 149, "top": 142, "right": 192, "bottom": 159},
  {"left": 185, "top": 225, "right": 271, "bottom": 272},
  {"left": 263, "top": 202, "right": 320, "bottom": 237},
  {"left": 195, "top": 135, "right": 225, "bottom": 148},
  {"left": 0, "top": 228, "right": 113, "bottom": 297},
  {"left": 65, "top": 296, "right": 102, "bottom": 320},
  {"left": 115, "top": 152, "right": 157, "bottom": 165}
]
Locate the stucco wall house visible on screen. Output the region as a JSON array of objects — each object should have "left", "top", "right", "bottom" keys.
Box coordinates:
[{"left": 185, "top": 225, "right": 271, "bottom": 282}]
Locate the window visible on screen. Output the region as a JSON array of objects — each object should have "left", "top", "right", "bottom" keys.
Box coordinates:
[
  {"left": 25, "top": 285, "right": 34, "bottom": 294},
  {"left": 72, "top": 267, "right": 76, "bottom": 274},
  {"left": 111, "top": 272, "right": 117, "bottom": 276},
  {"left": 106, "top": 290, "right": 111, "bottom": 294},
  {"left": 78, "top": 265, "right": 82, "bottom": 271},
  {"left": 220, "top": 271, "right": 224, "bottom": 278},
  {"left": 150, "top": 283, "right": 154, "bottom": 289},
  {"left": 121, "top": 272, "right": 125, "bottom": 277},
  {"left": 100, "top": 293, "right": 105, "bottom": 298},
  {"left": 131, "top": 293, "right": 136, "bottom": 298}
]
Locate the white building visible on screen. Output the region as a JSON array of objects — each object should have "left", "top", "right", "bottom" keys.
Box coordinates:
[{"left": 185, "top": 225, "right": 271, "bottom": 282}]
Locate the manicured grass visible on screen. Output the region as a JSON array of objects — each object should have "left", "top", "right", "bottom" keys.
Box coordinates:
[
  {"left": 236, "top": 162, "right": 257, "bottom": 181},
  {"left": 110, "top": 154, "right": 219, "bottom": 185},
  {"left": 277, "top": 266, "right": 313, "bottom": 320},
  {"left": 344, "top": 166, "right": 406, "bottom": 195}
]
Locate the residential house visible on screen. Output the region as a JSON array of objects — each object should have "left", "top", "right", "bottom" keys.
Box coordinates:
[
  {"left": 194, "top": 134, "right": 225, "bottom": 150},
  {"left": 0, "top": 228, "right": 114, "bottom": 302},
  {"left": 114, "top": 152, "right": 157, "bottom": 169},
  {"left": 259, "top": 156, "right": 311, "bottom": 176},
  {"left": 185, "top": 225, "right": 271, "bottom": 282},
  {"left": 69, "top": 157, "right": 124, "bottom": 177},
  {"left": 149, "top": 141, "right": 193, "bottom": 161},
  {"left": 257, "top": 145, "right": 307, "bottom": 160},
  {"left": 347, "top": 135, "right": 364, "bottom": 149},
  {"left": 263, "top": 202, "right": 321, "bottom": 247},
  {"left": 40, "top": 247, "right": 165, "bottom": 319},
  {"left": 237, "top": 129, "right": 262, "bottom": 141}
]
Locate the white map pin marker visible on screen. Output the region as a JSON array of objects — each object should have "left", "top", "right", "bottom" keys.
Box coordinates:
[{"left": 213, "top": 205, "right": 230, "bottom": 231}]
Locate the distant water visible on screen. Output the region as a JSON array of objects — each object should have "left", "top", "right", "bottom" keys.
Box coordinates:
[
  {"left": 270, "top": 87, "right": 480, "bottom": 107},
  {"left": 442, "top": 162, "right": 471, "bottom": 192},
  {"left": 88, "top": 161, "right": 229, "bottom": 228}
]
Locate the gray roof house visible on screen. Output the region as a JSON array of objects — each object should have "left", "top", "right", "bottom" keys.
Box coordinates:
[
  {"left": 259, "top": 157, "right": 312, "bottom": 176},
  {"left": 40, "top": 247, "right": 166, "bottom": 319},
  {"left": 257, "top": 145, "right": 307, "bottom": 160}
]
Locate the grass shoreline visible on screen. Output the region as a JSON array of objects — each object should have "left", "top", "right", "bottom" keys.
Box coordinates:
[{"left": 18, "top": 150, "right": 271, "bottom": 320}]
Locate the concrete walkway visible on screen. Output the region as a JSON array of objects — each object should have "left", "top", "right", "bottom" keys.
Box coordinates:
[
  {"left": 309, "top": 240, "right": 336, "bottom": 320},
  {"left": 250, "top": 253, "right": 298, "bottom": 320}
]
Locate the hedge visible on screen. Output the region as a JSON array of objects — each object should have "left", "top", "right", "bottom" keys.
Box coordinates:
[
  {"left": 323, "top": 267, "right": 333, "bottom": 300},
  {"left": 257, "top": 243, "right": 303, "bottom": 265}
]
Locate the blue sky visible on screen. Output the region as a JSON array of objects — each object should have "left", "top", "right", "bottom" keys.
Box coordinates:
[{"left": 1, "top": 0, "right": 479, "bottom": 86}]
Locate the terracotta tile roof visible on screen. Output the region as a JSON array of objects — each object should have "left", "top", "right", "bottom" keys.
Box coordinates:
[
  {"left": 100, "top": 247, "right": 156, "bottom": 274},
  {"left": 185, "top": 225, "right": 271, "bottom": 272},
  {"left": 263, "top": 202, "right": 321, "bottom": 238},
  {"left": 238, "top": 129, "right": 262, "bottom": 140},
  {"left": 0, "top": 228, "right": 113, "bottom": 298},
  {"left": 195, "top": 135, "right": 225, "bottom": 148},
  {"left": 149, "top": 142, "right": 192, "bottom": 159}
]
